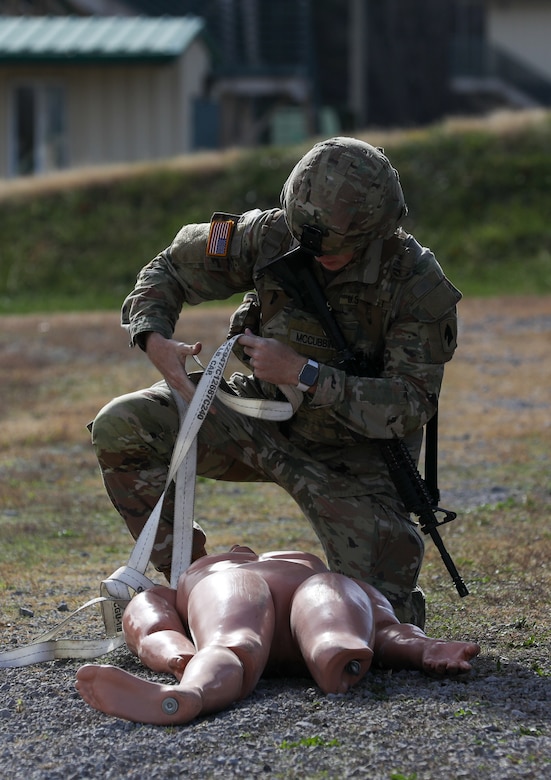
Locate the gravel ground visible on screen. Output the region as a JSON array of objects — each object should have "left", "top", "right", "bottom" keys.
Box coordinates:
[
  {"left": 1, "top": 640, "right": 550, "bottom": 780},
  {"left": 1, "top": 299, "right": 550, "bottom": 779}
]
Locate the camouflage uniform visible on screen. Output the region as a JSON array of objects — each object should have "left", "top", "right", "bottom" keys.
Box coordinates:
[{"left": 91, "top": 139, "right": 461, "bottom": 627}]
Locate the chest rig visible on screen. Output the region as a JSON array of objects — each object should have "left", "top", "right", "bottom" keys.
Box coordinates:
[
  {"left": 251, "top": 229, "right": 412, "bottom": 377},
  {"left": 227, "top": 213, "right": 415, "bottom": 445}
]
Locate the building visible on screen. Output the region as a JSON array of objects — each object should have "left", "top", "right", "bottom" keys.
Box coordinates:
[
  {"left": 0, "top": 15, "right": 213, "bottom": 177},
  {"left": 452, "top": 0, "right": 551, "bottom": 109},
  {"left": 1, "top": 1, "right": 550, "bottom": 179}
]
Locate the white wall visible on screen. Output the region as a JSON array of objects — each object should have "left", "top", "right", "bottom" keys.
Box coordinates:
[
  {"left": 489, "top": 0, "right": 551, "bottom": 79},
  {"left": 0, "top": 39, "right": 211, "bottom": 178}
]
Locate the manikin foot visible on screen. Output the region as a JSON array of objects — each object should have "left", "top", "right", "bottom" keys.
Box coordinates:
[
  {"left": 75, "top": 664, "right": 203, "bottom": 725},
  {"left": 421, "top": 640, "right": 481, "bottom": 675}
]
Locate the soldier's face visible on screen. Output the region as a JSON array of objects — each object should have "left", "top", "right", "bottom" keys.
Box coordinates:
[{"left": 315, "top": 252, "right": 355, "bottom": 271}]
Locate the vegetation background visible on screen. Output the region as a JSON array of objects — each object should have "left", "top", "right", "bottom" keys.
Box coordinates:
[
  {"left": 0, "top": 109, "right": 549, "bottom": 778},
  {"left": 1, "top": 109, "right": 551, "bottom": 314}
]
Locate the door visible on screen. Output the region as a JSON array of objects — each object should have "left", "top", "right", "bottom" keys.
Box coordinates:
[{"left": 10, "top": 82, "right": 68, "bottom": 177}]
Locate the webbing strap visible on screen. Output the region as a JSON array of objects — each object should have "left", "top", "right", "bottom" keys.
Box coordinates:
[
  {"left": 0, "top": 596, "right": 126, "bottom": 667},
  {"left": 0, "top": 336, "right": 299, "bottom": 668}
]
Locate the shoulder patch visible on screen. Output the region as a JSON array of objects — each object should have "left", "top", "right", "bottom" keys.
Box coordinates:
[
  {"left": 410, "top": 277, "right": 462, "bottom": 322},
  {"left": 206, "top": 213, "right": 240, "bottom": 258}
]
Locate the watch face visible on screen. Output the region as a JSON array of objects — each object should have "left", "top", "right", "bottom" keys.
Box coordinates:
[{"left": 299, "top": 362, "right": 319, "bottom": 386}]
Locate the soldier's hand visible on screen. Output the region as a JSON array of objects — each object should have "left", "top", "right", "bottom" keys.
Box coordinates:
[
  {"left": 239, "top": 329, "right": 306, "bottom": 386},
  {"left": 145, "top": 332, "right": 202, "bottom": 402}
]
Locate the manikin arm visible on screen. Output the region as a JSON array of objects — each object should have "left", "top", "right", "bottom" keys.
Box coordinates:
[
  {"left": 353, "top": 580, "right": 480, "bottom": 674},
  {"left": 122, "top": 585, "right": 196, "bottom": 676}
]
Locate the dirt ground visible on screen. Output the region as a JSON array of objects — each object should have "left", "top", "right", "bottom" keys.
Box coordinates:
[
  {"left": 1, "top": 294, "right": 549, "bottom": 479},
  {"left": 0, "top": 294, "right": 549, "bottom": 605},
  {"left": 1, "top": 295, "right": 550, "bottom": 780}
]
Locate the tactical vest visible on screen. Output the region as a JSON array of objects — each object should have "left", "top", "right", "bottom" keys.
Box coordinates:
[
  {"left": 227, "top": 209, "right": 460, "bottom": 445},
  {"left": 226, "top": 213, "right": 400, "bottom": 444},
  {"left": 253, "top": 213, "right": 409, "bottom": 373}
]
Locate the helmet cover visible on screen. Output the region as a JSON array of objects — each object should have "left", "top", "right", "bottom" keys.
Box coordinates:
[{"left": 280, "top": 136, "right": 407, "bottom": 254}]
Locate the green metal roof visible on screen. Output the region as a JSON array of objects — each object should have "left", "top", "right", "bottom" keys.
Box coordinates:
[{"left": 0, "top": 16, "right": 206, "bottom": 62}]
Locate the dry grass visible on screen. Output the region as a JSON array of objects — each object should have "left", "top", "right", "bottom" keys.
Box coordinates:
[
  {"left": 0, "top": 147, "right": 246, "bottom": 203},
  {"left": 1, "top": 297, "right": 550, "bottom": 666}
]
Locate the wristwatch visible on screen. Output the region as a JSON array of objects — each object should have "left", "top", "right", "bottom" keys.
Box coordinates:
[{"left": 296, "top": 359, "right": 320, "bottom": 392}]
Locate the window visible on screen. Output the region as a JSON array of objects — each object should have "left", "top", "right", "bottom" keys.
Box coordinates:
[
  {"left": 452, "top": 0, "right": 486, "bottom": 37},
  {"left": 11, "top": 83, "right": 68, "bottom": 176},
  {"left": 451, "top": 0, "right": 487, "bottom": 77}
]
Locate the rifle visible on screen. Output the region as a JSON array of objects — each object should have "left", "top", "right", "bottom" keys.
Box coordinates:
[{"left": 268, "top": 225, "right": 469, "bottom": 598}]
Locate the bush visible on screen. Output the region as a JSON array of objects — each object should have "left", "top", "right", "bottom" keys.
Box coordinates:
[{"left": 1, "top": 112, "right": 550, "bottom": 313}]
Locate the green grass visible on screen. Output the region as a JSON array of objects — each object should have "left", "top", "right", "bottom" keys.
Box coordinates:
[{"left": 1, "top": 112, "right": 551, "bottom": 313}]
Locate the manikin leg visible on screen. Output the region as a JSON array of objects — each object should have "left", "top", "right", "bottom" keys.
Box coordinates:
[
  {"left": 290, "top": 572, "right": 376, "bottom": 694},
  {"left": 186, "top": 568, "right": 275, "bottom": 698},
  {"left": 76, "top": 569, "right": 275, "bottom": 725}
]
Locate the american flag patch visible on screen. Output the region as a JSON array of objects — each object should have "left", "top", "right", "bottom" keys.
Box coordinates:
[{"left": 207, "top": 218, "right": 235, "bottom": 257}]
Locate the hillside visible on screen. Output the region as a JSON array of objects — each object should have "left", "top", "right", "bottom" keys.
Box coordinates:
[{"left": 1, "top": 109, "right": 550, "bottom": 313}]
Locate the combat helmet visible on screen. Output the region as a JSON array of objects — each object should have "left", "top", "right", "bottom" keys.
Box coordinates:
[{"left": 280, "top": 136, "right": 407, "bottom": 255}]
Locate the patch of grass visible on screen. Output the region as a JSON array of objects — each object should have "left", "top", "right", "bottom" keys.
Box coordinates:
[
  {"left": 390, "top": 772, "right": 418, "bottom": 780},
  {"left": 279, "top": 735, "right": 340, "bottom": 749}
]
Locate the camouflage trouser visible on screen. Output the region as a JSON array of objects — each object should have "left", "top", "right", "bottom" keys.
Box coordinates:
[{"left": 91, "top": 380, "right": 425, "bottom": 627}]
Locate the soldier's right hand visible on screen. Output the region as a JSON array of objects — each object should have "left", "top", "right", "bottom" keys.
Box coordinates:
[{"left": 144, "top": 332, "right": 202, "bottom": 402}]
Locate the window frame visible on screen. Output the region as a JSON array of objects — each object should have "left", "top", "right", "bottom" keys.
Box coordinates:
[{"left": 9, "top": 79, "right": 69, "bottom": 177}]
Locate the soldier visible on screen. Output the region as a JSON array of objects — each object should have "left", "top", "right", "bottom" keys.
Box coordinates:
[
  {"left": 76, "top": 546, "right": 480, "bottom": 726},
  {"left": 91, "top": 137, "right": 461, "bottom": 627}
]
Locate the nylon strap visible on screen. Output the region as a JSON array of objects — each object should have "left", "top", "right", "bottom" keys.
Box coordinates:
[{"left": 0, "top": 336, "right": 300, "bottom": 668}]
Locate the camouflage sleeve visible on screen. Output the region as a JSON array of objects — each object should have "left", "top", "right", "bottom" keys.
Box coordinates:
[
  {"left": 121, "top": 209, "right": 272, "bottom": 345},
  {"left": 311, "top": 244, "right": 461, "bottom": 439}
]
